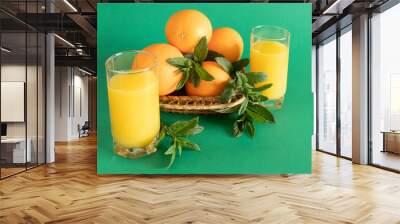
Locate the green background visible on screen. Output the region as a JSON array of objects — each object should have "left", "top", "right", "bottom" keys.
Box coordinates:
[{"left": 97, "top": 3, "right": 312, "bottom": 174}]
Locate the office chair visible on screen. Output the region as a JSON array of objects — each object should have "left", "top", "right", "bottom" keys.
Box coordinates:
[{"left": 79, "top": 121, "right": 90, "bottom": 138}]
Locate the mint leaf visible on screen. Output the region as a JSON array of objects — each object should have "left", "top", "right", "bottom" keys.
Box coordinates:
[
  {"left": 245, "top": 119, "right": 255, "bottom": 137},
  {"left": 253, "top": 83, "right": 272, "bottom": 92},
  {"left": 169, "top": 116, "right": 203, "bottom": 137},
  {"left": 246, "top": 109, "right": 266, "bottom": 123},
  {"left": 191, "top": 70, "right": 201, "bottom": 87},
  {"left": 237, "top": 72, "right": 248, "bottom": 87},
  {"left": 185, "top": 126, "right": 204, "bottom": 136},
  {"left": 178, "top": 138, "right": 200, "bottom": 151},
  {"left": 193, "top": 36, "right": 208, "bottom": 62},
  {"left": 247, "top": 103, "right": 275, "bottom": 123},
  {"left": 206, "top": 50, "right": 224, "bottom": 61},
  {"left": 215, "top": 57, "right": 233, "bottom": 74},
  {"left": 176, "top": 70, "right": 190, "bottom": 90},
  {"left": 232, "top": 58, "right": 249, "bottom": 71},
  {"left": 184, "top": 53, "right": 194, "bottom": 60},
  {"left": 194, "top": 63, "right": 214, "bottom": 81},
  {"left": 219, "top": 80, "right": 236, "bottom": 103},
  {"left": 233, "top": 120, "right": 243, "bottom": 137},
  {"left": 248, "top": 93, "right": 269, "bottom": 102},
  {"left": 165, "top": 141, "right": 176, "bottom": 168},
  {"left": 167, "top": 151, "right": 176, "bottom": 168},
  {"left": 247, "top": 72, "right": 267, "bottom": 85},
  {"left": 165, "top": 143, "right": 176, "bottom": 155},
  {"left": 177, "top": 144, "right": 182, "bottom": 156},
  {"left": 167, "top": 57, "right": 192, "bottom": 69},
  {"left": 169, "top": 117, "right": 198, "bottom": 136},
  {"left": 238, "top": 98, "right": 248, "bottom": 115}
]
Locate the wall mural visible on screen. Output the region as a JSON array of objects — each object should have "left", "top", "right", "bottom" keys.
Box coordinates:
[{"left": 97, "top": 3, "right": 313, "bottom": 174}]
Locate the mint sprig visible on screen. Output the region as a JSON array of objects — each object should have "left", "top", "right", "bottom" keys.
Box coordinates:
[
  {"left": 167, "top": 36, "right": 214, "bottom": 88},
  {"left": 215, "top": 57, "right": 275, "bottom": 138},
  {"left": 157, "top": 117, "right": 203, "bottom": 168}
]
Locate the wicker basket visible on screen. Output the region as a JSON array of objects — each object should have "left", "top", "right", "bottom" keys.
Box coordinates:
[{"left": 160, "top": 95, "right": 245, "bottom": 114}]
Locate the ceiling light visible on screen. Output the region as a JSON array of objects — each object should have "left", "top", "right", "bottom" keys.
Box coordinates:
[
  {"left": 77, "top": 67, "right": 93, "bottom": 76},
  {"left": 322, "top": 0, "right": 342, "bottom": 14},
  {"left": 322, "top": 0, "right": 354, "bottom": 15},
  {"left": 1, "top": 47, "right": 11, "bottom": 53},
  {"left": 63, "top": 0, "right": 78, "bottom": 12},
  {"left": 54, "top": 34, "right": 75, "bottom": 48}
]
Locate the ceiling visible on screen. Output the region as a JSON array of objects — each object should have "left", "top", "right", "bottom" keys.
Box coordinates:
[{"left": 0, "top": 0, "right": 393, "bottom": 74}]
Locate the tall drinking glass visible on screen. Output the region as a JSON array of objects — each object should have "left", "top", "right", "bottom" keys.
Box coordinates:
[
  {"left": 250, "top": 25, "right": 290, "bottom": 109},
  {"left": 106, "top": 50, "right": 160, "bottom": 159}
]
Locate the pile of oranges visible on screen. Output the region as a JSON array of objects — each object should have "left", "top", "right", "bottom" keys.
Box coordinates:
[{"left": 134, "top": 9, "right": 244, "bottom": 97}]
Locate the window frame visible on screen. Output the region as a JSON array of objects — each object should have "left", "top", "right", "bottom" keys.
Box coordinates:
[{"left": 315, "top": 24, "right": 353, "bottom": 161}]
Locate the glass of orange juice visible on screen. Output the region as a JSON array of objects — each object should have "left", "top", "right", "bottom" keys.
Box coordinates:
[
  {"left": 105, "top": 50, "right": 160, "bottom": 159},
  {"left": 250, "top": 25, "right": 290, "bottom": 109}
]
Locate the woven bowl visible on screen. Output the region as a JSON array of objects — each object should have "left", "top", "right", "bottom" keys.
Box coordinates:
[{"left": 159, "top": 95, "right": 245, "bottom": 114}]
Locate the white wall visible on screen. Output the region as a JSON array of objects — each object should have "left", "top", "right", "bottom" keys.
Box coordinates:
[
  {"left": 1, "top": 65, "right": 26, "bottom": 139},
  {"left": 55, "top": 66, "right": 69, "bottom": 141},
  {"left": 54, "top": 67, "right": 89, "bottom": 141},
  {"left": 0, "top": 64, "right": 39, "bottom": 138},
  {"left": 70, "top": 73, "right": 89, "bottom": 138}
]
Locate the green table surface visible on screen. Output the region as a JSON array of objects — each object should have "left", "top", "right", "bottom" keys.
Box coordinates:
[{"left": 97, "top": 3, "right": 313, "bottom": 174}]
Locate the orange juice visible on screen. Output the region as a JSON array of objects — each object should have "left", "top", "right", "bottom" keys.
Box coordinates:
[
  {"left": 250, "top": 40, "right": 289, "bottom": 100},
  {"left": 107, "top": 71, "right": 160, "bottom": 148}
]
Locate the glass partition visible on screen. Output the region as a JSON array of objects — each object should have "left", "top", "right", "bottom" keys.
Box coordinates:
[
  {"left": 0, "top": 1, "right": 46, "bottom": 179},
  {"left": 317, "top": 35, "right": 337, "bottom": 154},
  {"left": 1, "top": 30, "right": 28, "bottom": 178}
]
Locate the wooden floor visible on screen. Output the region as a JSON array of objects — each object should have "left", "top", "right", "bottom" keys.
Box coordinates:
[
  {"left": 1, "top": 135, "right": 400, "bottom": 224},
  {"left": 1, "top": 167, "right": 26, "bottom": 178},
  {"left": 373, "top": 150, "right": 400, "bottom": 171}
]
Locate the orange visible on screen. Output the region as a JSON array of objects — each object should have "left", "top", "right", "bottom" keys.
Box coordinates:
[
  {"left": 185, "top": 61, "right": 230, "bottom": 97},
  {"left": 208, "top": 27, "right": 244, "bottom": 62},
  {"left": 165, "top": 9, "right": 212, "bottom": 53},
  {"left": 133, "top": 43, "right": 183, "bottom": 96}
]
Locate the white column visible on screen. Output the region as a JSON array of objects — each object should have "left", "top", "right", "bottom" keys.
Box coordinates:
[
  {"left": 45, "top": 0, "right": 56, "bottom": 163},
  {"left": 352, "top": 14, "right": 369, "bottom": 164},
  {"left": 46, "top": 32, "right": 55, "bottom": 163}
]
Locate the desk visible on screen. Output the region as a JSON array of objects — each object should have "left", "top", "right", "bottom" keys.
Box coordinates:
[
  {"left": 1, "top": 138, "right": 31, "bottom": 163},
  {"left": 382, "top": 131, "right": 400, "bottom": 154}
]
